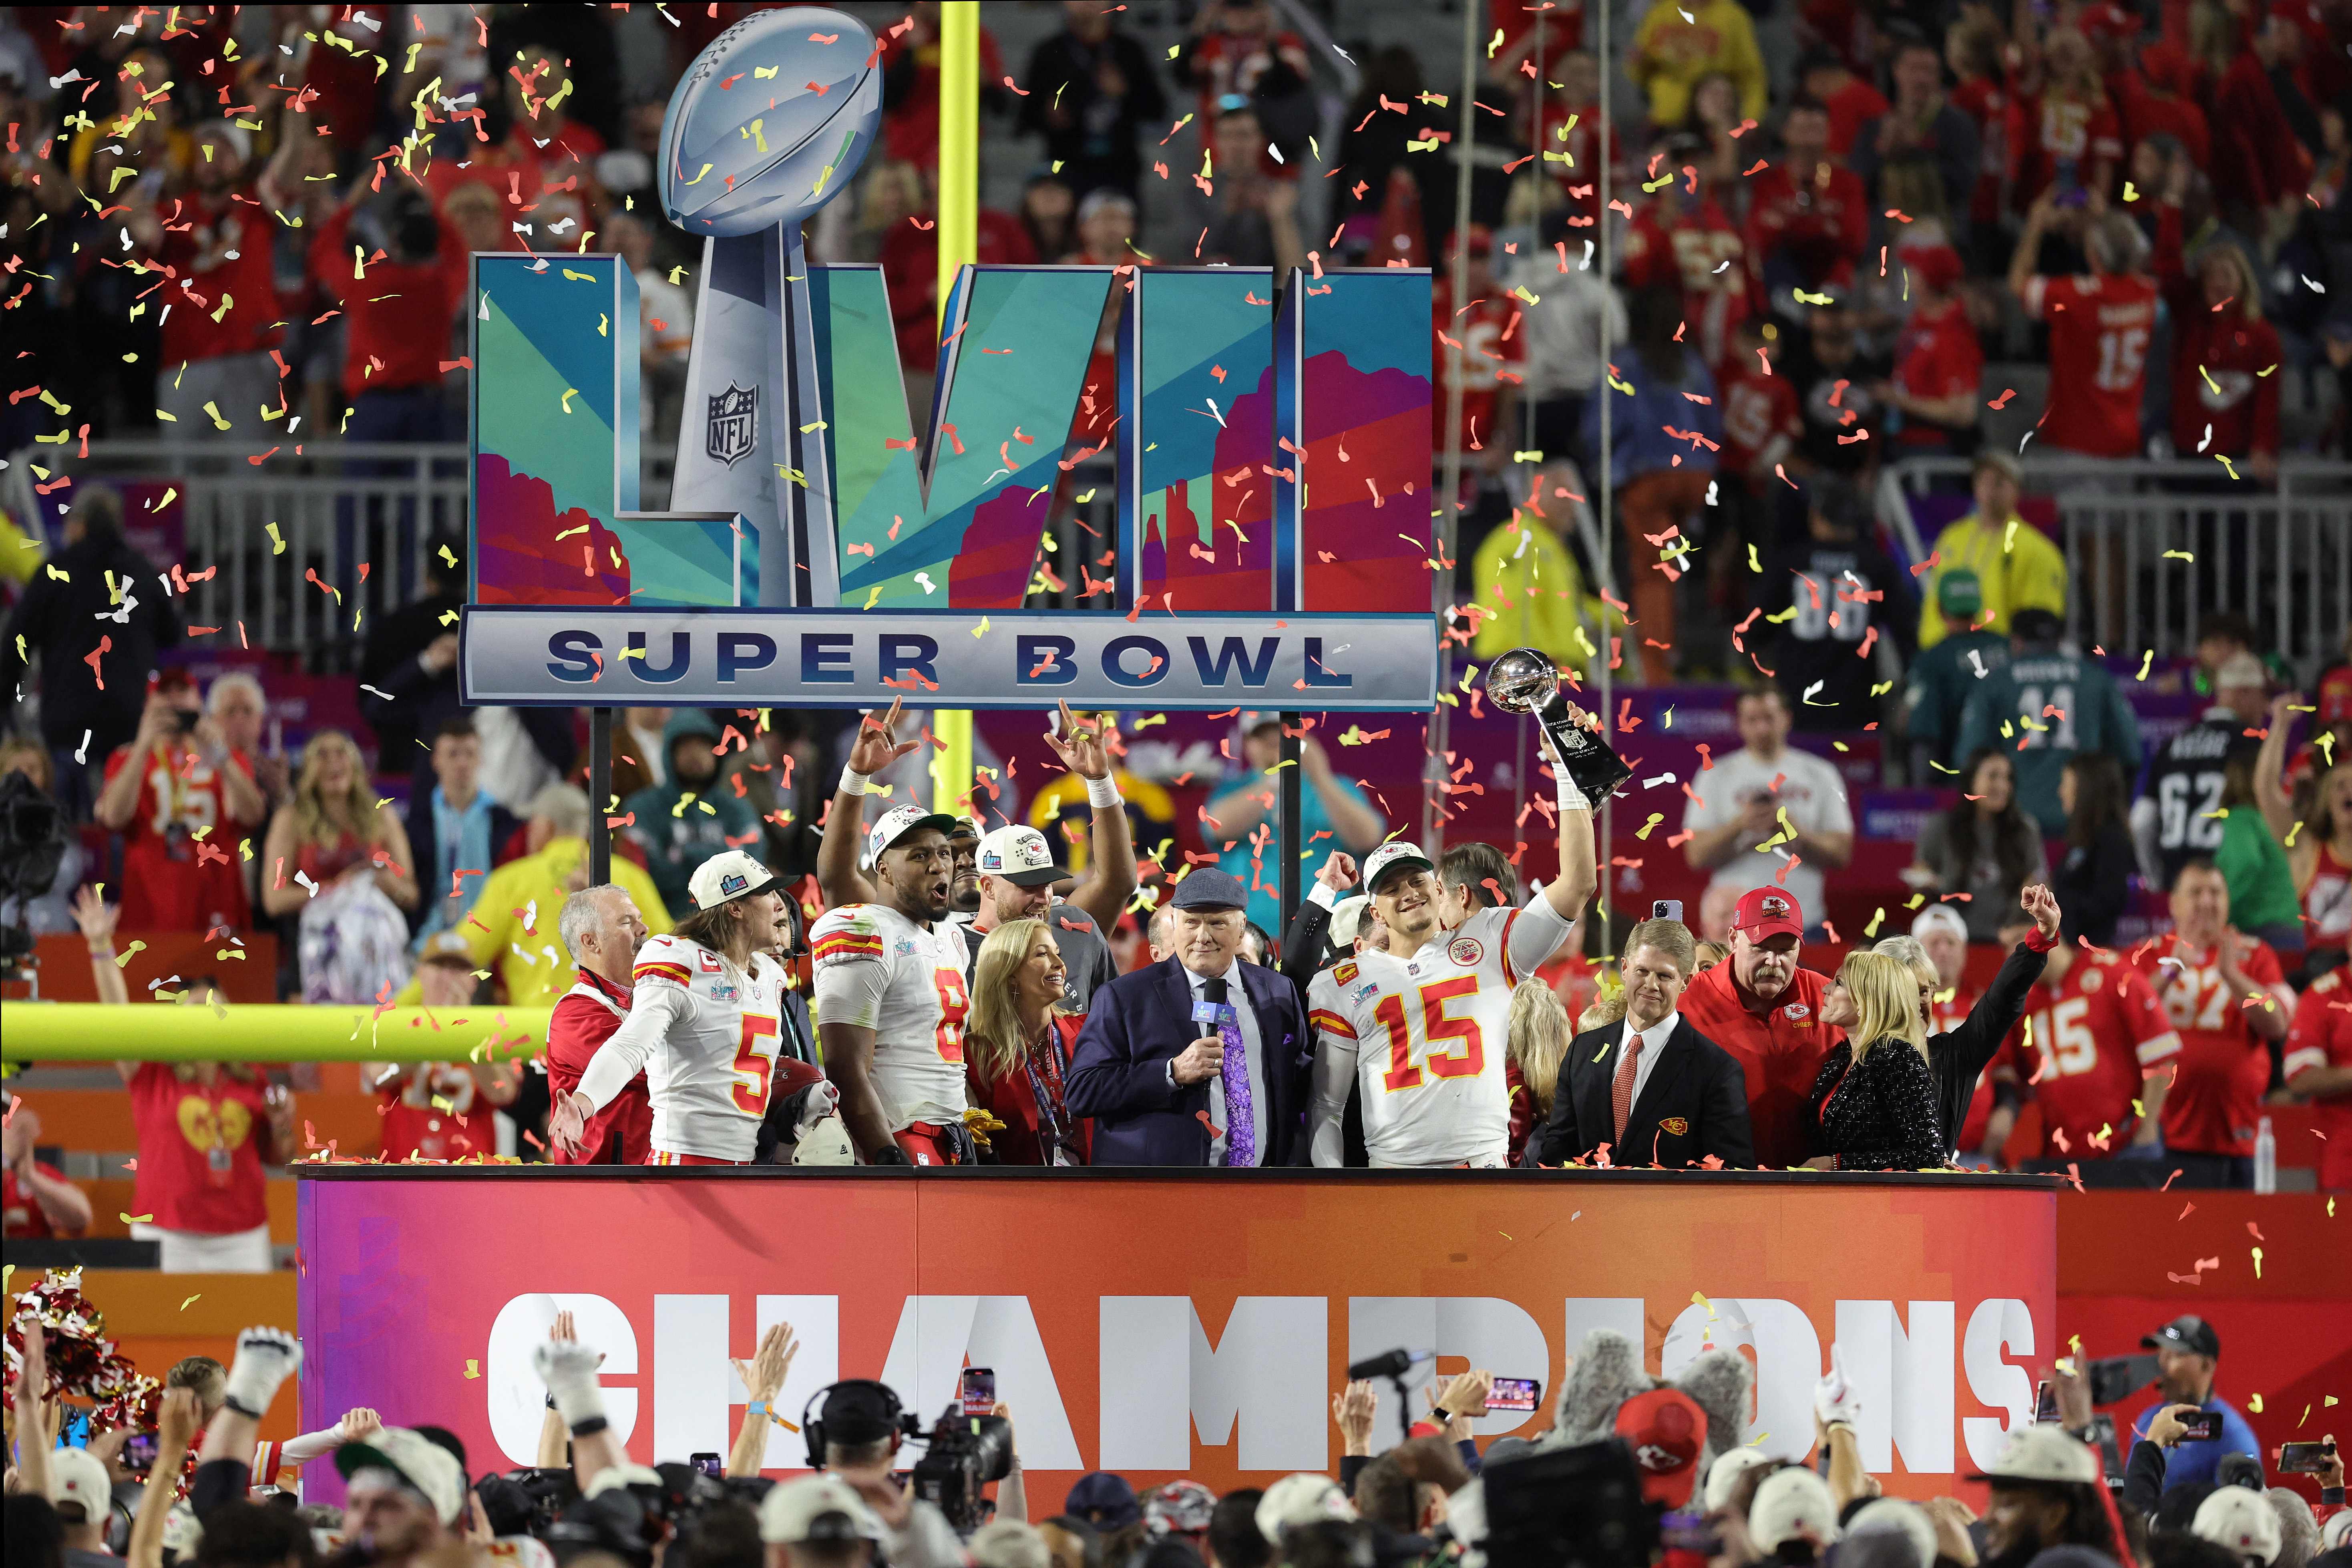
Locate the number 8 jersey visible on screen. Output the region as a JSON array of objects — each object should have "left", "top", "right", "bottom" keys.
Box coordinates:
[
  {"left": 810, "top": 904, "right": 971, "bottom": 1132},
  {"left": 575, "top": 934, "right": 788, "bottom": 1163},
  {"left": 1306, "top": 896, "right": 1576, "bottom": 1168}
]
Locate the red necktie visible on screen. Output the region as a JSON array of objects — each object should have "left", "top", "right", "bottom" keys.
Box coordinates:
[{"left": 1612, "top": 1030, "right": 1644, "bottom": 1144}]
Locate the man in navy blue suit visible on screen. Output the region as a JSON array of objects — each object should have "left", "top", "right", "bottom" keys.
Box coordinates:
[{"left": 1065, "top": 869, "right": 1310, "bottom": 1166}]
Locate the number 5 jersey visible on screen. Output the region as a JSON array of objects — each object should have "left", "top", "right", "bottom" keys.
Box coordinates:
[
  {"left": 810, "top": 904, "right": 972, "bottom": 1132},
  {"left": 575, "top": 934, "right": 788, "bottom": 1163}
]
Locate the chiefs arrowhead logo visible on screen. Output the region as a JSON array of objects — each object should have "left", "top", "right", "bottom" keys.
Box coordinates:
[
  {"left": 1759, "top": 895, "right": 1791, "bottom": 918},
  {"left": 1658, "top": 1116, "right": 1689, "bottom": 1136}
]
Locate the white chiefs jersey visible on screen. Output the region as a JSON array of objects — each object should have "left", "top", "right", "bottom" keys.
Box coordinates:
[
  {"left": 576, "top": 934, "right": 788, "bottom": 1162},
  {"left": 1306, "top": 897, "right": 1574, "bottom": 1167},
  {"left": 809, "top": 903, "right": 971, "bottom": 1130}
]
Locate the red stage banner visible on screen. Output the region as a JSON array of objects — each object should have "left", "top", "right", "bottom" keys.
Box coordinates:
[{"left": 297, "top": 1170, "right": 2058, "bottom": 1510}]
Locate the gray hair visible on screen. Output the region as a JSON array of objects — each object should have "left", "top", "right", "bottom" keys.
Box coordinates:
[
  {"left": 1873, "top": 933, "right": 1936, "bottom": 984},
  {"left": 558, "top": 885, "right": 625, "bottom": 965},
  {"left": 2088, "top": 213, "right": 2147, "bottom": 275},
  {"left": 2268, "top": 1488, "right": 2319, "bottom": 1568},
  {"left": 1147, "top": 902, "right": 1175, "bottom": 952},
  {"left": 206, "top": 670, "right": 266, "bottom": 715},
  {"left": 527, "top": 781, "right": 592, "bottom": 840}
]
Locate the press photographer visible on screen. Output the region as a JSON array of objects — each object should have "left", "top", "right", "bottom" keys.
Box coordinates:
[{"left": 804, "top": 1380, "right": 1010, "bottom": 1562}]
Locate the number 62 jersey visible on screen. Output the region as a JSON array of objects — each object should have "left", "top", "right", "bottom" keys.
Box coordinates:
[
  {"left": 809, "top": 903, "right": 971, "bottom": 1132},
  {"left": 1306, "top": 895, "right": 1576, "bottom": 1168}
]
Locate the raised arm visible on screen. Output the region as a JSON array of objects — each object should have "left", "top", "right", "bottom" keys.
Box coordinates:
[
  {"left": 547, "top": 978, "right": 686, "bottom": 1156},
  {"left": 2007, "top": 190, "right": 2055, "bottom": 305},
  {"left": 537, "top": 1314, "right": 629, "bottom": 1491},
  {"left": 193, "top": 1327, "right": 303, "bottom": 1516},
  {"left": 819, "top": 700, "right": 921, "bottom": 909},
  {"left": 73, "top": 887, "right": 132, "bottom": 1013},
  {"left": 128, "top": 1388, "right": 202, "bottom": 1568},
  {"left": 1944, "top": 886, "right": 2056, "bottom": 1082},
  {"left": 1043, "top": 703, "right": 1138, "bottom": 931},
  {"left": 13, "top": 1317, "right": 52, "bottom": 1501},
  {"left": 727, "top": 1321, "right": 798, "bottom": 1478},
  {"left": 2252, "top": 692, "right": 2299, "bottom": 845},
  {"left": 1537, "top": 720, "right": 1600, "bottom": 921}
]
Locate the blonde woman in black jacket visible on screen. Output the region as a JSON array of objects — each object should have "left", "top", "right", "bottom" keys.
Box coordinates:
[{"left": 1802, "top": 951, "right": 1950, "bottom": 1171}]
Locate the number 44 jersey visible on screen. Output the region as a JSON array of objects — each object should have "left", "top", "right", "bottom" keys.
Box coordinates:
[
  {"left": 1307, "top": 897, "right": 1576, "bottom": 1168},
  {"left": 810, "top": 904, "right": 971, "bottom": 1132}
]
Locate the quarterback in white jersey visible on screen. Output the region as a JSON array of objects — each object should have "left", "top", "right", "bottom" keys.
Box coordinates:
[
  {"left": 811, "top": 803, "right": 972, "bottom": 1165},
  {"left": 549, "top": 850, "right": 796, "bottom": 1164},
  {"left": 1307, "top": 739, "right": 1598, "bottom": 1167}
]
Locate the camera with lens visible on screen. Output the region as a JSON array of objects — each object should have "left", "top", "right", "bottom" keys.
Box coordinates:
[
  {"left": 802, "top": 1380, "right": 1012, "bottom": 1537},
  {"left": 908, "top": 1405, "right": 1014, "bottom": 1536}
]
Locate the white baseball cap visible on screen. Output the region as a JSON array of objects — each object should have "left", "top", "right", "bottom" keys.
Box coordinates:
[
  {"left": 2193, "top": 1488, "right": 2282, "bottom": 1565},
  {"left": 1971, "top": 1425, "right": 2101, "bottom": 1486},
  {"left": 1361, "top": 841, "right": 1437, "bottom": 894},
  {"left": 1845, "top": 1499, "right": 1938, "bottom": 1568},
  {"left": 46, "top": 1445, "right": 114, "bottom": 1520},
  {"left": 759, "top": 1475, "right": 887, "bottom": 1546},
  {"left": 1703, "top": 1447, "right": 1775, "bottom": 1512},
  {"left": 333, "top": 1427, "right": 466, "bottom": 1526},
  {"left": 1749, "top": 1467, "right": 1841, "bottom": 1552},
  {"left": 976, "top": 824, "right": 1068, "bottom": 889},
  {"left": 1254, "top": 1473, "right": 1355, "bottom": 1544},
  {"left": 1910, "top": 905, "right": 1969, "bottom": 943},
  {"left": 687, "top": 848, "right": 780, "bottom": 911},
  {"left": 1327, "top": 894, "right": 1372, "bottom": 949},
  {"left": 866, "top": 803, "right": 957, "bottom": 864}
]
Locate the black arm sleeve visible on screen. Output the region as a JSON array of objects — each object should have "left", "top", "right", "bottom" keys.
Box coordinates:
[
  {"left": 2122, "top": 1439, "right": 2169, "bottom": 1520},
  {"left": 192, "top": 1457, "right": 252, "bottom": 1519},
  {"left": 1340, "top": 1454, "right": 1370, "bottom": 1493},
  {"left": 1281, "top": 899, "right": 1331, "bottom": 989},
  {"left": 1944, "top": 939, "right": 2047, "bottom": 1086}
]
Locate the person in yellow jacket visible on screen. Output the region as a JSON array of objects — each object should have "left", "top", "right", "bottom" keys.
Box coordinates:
[
  {"left": 1629, "top": 0, "right": 1769, "bottom": 127},
  {"left": 1469, "top": 501, "right": 1620, "bottom": 677},
  {"left": 1915, "top": 450, "right": 2069, "bottom": 651},
  {"left": 393, "top": 782, "right": 671, "bottom": 1008}
]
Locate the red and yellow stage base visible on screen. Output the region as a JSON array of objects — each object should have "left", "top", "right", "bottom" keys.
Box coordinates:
[{"left": 293, "top": 1168, "right": 2061, "bottom": 1510}]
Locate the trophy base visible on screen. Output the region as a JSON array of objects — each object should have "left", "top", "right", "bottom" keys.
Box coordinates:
[{"left": 1540, "top": 696, "right": 1634, "bottom": 801}]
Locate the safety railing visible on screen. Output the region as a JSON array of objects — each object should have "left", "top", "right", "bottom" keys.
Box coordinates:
[
  {"left": 1872, "top": 458, "right": 2352, "bottom": 679},
  {"left": 3, "top": 439, "right": 1120, "bottom": 661}
]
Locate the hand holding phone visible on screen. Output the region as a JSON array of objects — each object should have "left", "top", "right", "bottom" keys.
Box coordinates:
[
  {"left": 1486, "top": 1377, "right": 1542, "bottom": 1413},
  {"left": 690, "top": 1451, "right": 724, "bottom": 1477},
  {"left": 2277, "top": 1441, "right": 2337, "bottom": 1475},
  {"left": 959, "top": 1367, "right": 995, "bottom": 1415}
]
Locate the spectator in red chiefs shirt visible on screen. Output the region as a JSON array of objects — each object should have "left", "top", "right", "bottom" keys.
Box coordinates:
[
  {"left": 2284, "top": 967, "right": 2352, "bottom": 1190},
  {"left": 1796, "top": 50, "right": 1890, "bottom": 160},
  {"left": 2, "top": 1102, "right": 92, "bottom": 1239},
  {"left": 2213, "top": 8, "right": 2315, "bottom": 243},
  {"left": 2006, "top": 27, "right": 2123, "bottom": 212},
  {"left": 1675, "top": 887, "right": 1846, "bottom": 1168},
  {"left": 1945, "top": 20, "right": 2012, "bottom": 263},
  {"left": 2131, "top": 859, "right": 2300, "bottom": 1187},
  {"left": 1432, "top": 226, "right": 1522, "bottom": 470},
  {"left": 2009, "top": 195, "right": 2157, "bottom": 459},
  {"left": 310, "top": 180, "right": 468, "bottom": 443},
  {"left": 546, "top": 883, "right": 655, "bottom": 1164},
  {"left": 1745, "top": 97, "right": 1871, "bottom": 303},
  {"left": 1621, "top": 132, "right": 1747, "bottom": 370},
  {"left": 129, "top": 119, "right": 285, "bottom": 443},
  {"left": 94, "top": 671, "right": 269, "bottom": 934},
  {"left": 372, "top": 936, "right": 520, "bottom": 1162},
  {"left": 2004, "top": 910, "right": 2181, "bottom": 1166},
  {"left": 1849, "top": 40, "right": 1983, "bottom": 250},
  {"left": 2153, "top": 185, "right": 2281, "bottom": 482},
  {"left": 1882, "top": 244, "right": 1984, "bottom": 456},
  {"left": 76, "top": 889, "right": 295, "bottom": 1270}
]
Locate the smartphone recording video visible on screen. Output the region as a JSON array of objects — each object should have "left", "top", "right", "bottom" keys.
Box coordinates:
[
  {"left": 1487, "top": 1377, "right": 1542, "bottom": 1413},
  {"left": 959, "top": 1366, "right": 996, "bottom": 1415}
]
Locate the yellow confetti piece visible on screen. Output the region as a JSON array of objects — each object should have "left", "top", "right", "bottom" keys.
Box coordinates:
[
  {"left": 465, "top": 1359, "right": 481, "bottom": 1379},
  {"left": 2163, "top": 548, "right": 2196, "bottom": 561},
  {"left": 2249, "top": 1393, "right": 2263, "bottom": 1413},
  {"left": 202, "top": 400, "right": 231, "bottom": 430},
  {"left": 972, "top": 616, "right": 991, "bottom": 637},
  {"left": 561, "top": 388, "right": 579, "bottom": 413},
  {"left": 180, "top": 1294, "right": 201, "bottom": 1311},
  {"left": 2137, "top": 650, "right": 2153, "bottom": 680},
  {"left": 121, "top": 1212, "right": 155, "bottom": 1224},
  {"left": 2251, "top": 1244, "right": 2263, "bottom": 1279},
  {"left": 1692, "top": 1291, "right": 1715, "bottom": 1319},
  {"left": 679, "top": 163, "right": 714, "bottom": 186},
  {"left": 754, "top": 66, "right": 778, "bottom": 79},
  {"left": 265, "top": 522, "right": 287, "bottom": 555},
  {"left": 598, "top": 313, "right": 609, "bottom": 338}
]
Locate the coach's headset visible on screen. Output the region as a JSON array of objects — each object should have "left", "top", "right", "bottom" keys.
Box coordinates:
[{"left": 800, "top": 1379, "right": 923, "bottom": 1470}]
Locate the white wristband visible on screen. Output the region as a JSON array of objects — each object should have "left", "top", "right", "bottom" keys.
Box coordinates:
[
  {"left": 1556, "top": 772, "right": 1591, "bottom": 813},
  {"left": 840, "top": 764, "right": 874, "bottom": 796},
  {"left": 1084, "top": 773, "right": 1121, "bottom": 809}
]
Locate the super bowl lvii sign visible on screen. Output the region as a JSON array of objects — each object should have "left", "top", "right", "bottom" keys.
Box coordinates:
[{"left": 462, "top": 6, "right": 1439, "bottom": 711}]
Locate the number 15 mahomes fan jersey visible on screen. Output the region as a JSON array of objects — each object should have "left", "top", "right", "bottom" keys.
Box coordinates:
[
  {"left": 1305, "top": 896, "right": 1577, "bottom": 1168},
  {"left": 809, "top": 903, "right": 971, "bottom": 1132},
  {"left": 575, "top": 933, "right": 788, "bottom": 1163}
]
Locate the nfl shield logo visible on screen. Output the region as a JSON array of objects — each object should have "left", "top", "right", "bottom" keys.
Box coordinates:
[{"left": 706, "top": 383, "right": 757, "bottom": 468}]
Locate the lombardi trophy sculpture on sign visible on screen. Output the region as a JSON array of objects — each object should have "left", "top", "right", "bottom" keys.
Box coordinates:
[{"left": 658, "top": 7, "right": 885, "bottom": 609}]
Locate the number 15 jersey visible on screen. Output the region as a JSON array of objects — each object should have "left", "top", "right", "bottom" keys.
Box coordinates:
[
  {"left": 1307, "top": 896, "right": 1576, "bottom": 1167},
  {"left": 810, "top": 904, "right": 971, "bottom": 1131}
]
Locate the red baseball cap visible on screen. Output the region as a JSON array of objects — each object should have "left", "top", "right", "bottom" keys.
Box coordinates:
[
  {"left": 147, "top": 668, "right": 198, "bottom": 697},
  {"left": 1903, "top": 244, "right": 1963, "bottom": 295},
  {"left": 1615, "top": 1389, "right": 1706, "bottom": 1507},
  {"left": 2077, "top": 1, "right": 2135, "bottom": 40},
  {"left": 1733, "top": 887, "right": 1804, "bottom": 941}
]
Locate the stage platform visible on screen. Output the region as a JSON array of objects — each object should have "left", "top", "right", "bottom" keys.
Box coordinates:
[{"left": 293, "top": 1166, "right": 2061, "bottom": 1509}]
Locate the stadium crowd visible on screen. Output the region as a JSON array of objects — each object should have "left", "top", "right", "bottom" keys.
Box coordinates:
[
  {"left": 1, "top": 0, "right": 2351, "bottom": 1245},
  {"left": 4, "top": 1286, "right": 2347, "bottom": 1568}
]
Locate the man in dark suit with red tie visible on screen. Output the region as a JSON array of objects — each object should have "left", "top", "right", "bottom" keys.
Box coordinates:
[
  {"left": 1531, "top": 918, "right": 1754, "bottom": 1168},
  {"left": 1065, "top": 870, "right": 1312, "bottom": 1166}
]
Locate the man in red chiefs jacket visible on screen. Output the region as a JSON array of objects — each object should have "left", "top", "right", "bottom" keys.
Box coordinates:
[
  {"left": 546, "top": 885, "right": 654, "bottom": 1163},
  {"left": 1677, "top": 888, "right": 1846, "bottom": 1167}
]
